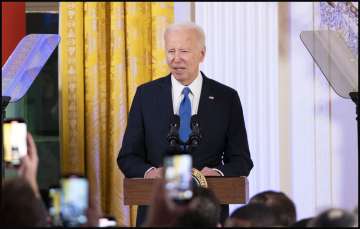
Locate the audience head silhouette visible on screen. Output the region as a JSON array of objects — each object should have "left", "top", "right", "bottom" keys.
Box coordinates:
[
  {"left": 249, "top": 190, "right": 297, "bottom": 226},
  {"left": 1, "top": 177, "right": 48, "bottom": 226},
  {"left": 175, "top": 187, "right": 221, "bottom": 227},
  {"left": 308, "top": 208, "right": 357, "bottom": 227},
  {"left": 225, "top": 203, "right": 278, "bottom": 227}
]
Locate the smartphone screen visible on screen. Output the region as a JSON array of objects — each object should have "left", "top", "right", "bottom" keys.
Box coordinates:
[
  {"left": 49, "top": 186, "right": 62, "bottom": 226},
  {"left": 164, "top": 154, "right": 193, "bottom": 204},
  {"left": 3, "top": 118, "right": 27, "bottom": 167},
  {"left": 60, "top": 175, "right": 89, "bottom": 227},
  {"left": 98, "top": 217, "right": 117, "bottom": 227}
]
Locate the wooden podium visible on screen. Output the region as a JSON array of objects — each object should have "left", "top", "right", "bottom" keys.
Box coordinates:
[{"left": 124, "top": 176, "right": 249, "bottom": 205}]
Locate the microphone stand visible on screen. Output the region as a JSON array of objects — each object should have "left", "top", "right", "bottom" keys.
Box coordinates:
[
  {"left": 166, "top": 116, "right": 206, "bottom": 190},
  {"left": 166, "top": 118, "right": 182, "bottom": 155},
  {"left": 166, "top": 114, "right": 203, "bottom": 156},
  {"left": 185, "top": 121, "right": 202, "bottom": 154},
  {"left": 349, "top": 92, "right": 359, "bottom": 157}
]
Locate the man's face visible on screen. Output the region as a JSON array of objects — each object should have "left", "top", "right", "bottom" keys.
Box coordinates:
[{"left": 165, "top": 28, "right": 205, "bottom": 85}]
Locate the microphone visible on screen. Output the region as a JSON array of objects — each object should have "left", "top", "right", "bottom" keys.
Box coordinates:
[
  {"left": 187, "top": 115, "right": 202, "bottom": 153},
  {"left": 190, "top": 115, "right": 201, "bottom": 133},
  {"left": 167, "top": 115, "right": 181, "bottom": 154}
]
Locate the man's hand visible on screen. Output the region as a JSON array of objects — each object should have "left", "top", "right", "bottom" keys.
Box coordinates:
[
  {"left": 144, "top": 167, "right": 164, "bottom": 179},
  {"left": 200, "top": 167, "right": 221, "bottom": 176},
  {"left": 18, "top": 133, "right": 40, "bottom": 197}
]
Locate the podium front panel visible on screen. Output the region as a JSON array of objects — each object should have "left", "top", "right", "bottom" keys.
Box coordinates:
[{"left": 124, "top": 177, "right": 249, "bottom": 205}]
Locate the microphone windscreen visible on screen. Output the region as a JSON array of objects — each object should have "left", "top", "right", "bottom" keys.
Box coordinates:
[
  {"left": 170, "top": 114, "right": 180, "bottom": 127},
  {"left": 190, "top": 114, "right": 200, "bottom": 129}
]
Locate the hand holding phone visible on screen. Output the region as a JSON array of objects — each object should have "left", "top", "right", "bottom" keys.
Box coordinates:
[
  {"left": 3, "top": 120, "right": 40, "bottom": 197},
  {"left": 17, "top": 133, "right": 40, "bottom": 197}
]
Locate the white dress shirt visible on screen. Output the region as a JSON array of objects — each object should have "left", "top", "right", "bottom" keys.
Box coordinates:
[
  {"left": 144, "top": 72, "right": 224, "bottom": 177},
  {"left": 171, "top": 72, "right": 202, "bottom": 115}
]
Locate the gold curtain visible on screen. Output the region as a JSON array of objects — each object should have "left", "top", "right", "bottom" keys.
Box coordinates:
[{"left": 59, "top": 2, "right": 173, "bottom": 226}]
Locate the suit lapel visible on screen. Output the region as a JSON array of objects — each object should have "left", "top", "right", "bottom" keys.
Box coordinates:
[
  {"left": 198, "top": 71, "right": 213, "bottom": 118},
  {"left": 156, "top": 75, "right": 173, "bottom": 159},
  {"left": 160, "top": 72, "right": 212, "bottom": 118},
  {"left": 158, "top": 74, "right": 174, "bottom": 120},
  {"left": 158, "top": 72, "right": 213, "bottom": 132}
]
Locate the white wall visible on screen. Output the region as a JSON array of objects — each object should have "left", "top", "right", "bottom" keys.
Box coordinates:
[
  {"left": 174, "top": 2, "right": 191, "bottom": 23},
  {"left": 289, "top": 2, "right": 358, "bottom": 219},
  {"left": 194, "top": 2, "right": 280, "bottom": 214},
  {"left": 174, "top": 2, "right": 358, "bottom": 221}
]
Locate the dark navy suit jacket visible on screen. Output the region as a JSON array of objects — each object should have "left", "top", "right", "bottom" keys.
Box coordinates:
[{"left": 117, "top": 72, "right": 253, "bottom": 178}]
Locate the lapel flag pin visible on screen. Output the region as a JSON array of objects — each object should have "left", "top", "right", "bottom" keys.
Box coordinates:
[{"left": 209, "top": 96, "right": 214, "bottom": 100}]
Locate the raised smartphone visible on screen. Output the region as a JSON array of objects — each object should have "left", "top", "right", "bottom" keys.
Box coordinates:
[
  {"left": 60, "top": 175, "right": 89, "bottom": 227},
  {"left": 3, "top": 118, "right": 27, "bottom": 167},
  {"left": 164, "top": 154, "right": 193, "bottom": 204}
]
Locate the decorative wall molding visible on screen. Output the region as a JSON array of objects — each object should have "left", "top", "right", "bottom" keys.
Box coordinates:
[{"left": 26, "top": 2, "right": 59, "bottom": 13}]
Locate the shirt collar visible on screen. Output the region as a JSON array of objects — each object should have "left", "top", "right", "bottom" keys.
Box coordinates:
[{"left": 171, "top": 72, "right": 203, "bottom": 98}]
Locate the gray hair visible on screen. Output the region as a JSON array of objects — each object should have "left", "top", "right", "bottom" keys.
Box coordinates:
[{"left": 164, "top": 22, "right": 206, "bottom": 49}]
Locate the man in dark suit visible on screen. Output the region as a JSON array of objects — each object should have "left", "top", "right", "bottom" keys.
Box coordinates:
[{"left": 117, "top": 22, "right": 253, "bottom": 226}]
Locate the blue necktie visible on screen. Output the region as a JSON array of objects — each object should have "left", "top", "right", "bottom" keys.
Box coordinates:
[{"left": 179, "top": 87, "right": 192, "bottom": 143}]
